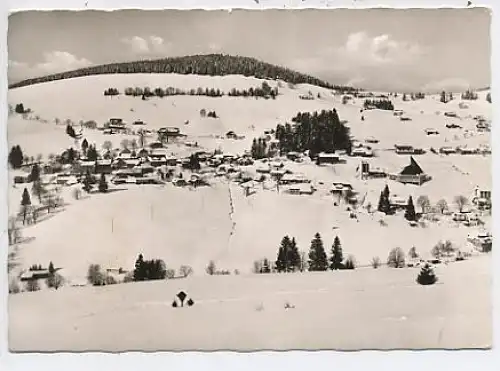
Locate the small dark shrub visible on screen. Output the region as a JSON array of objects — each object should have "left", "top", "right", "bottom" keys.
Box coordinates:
[{"left": 416, "top": 263, "right": 438, "bottom": 285}]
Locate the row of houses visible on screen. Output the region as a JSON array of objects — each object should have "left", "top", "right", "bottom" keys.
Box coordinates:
[{"left": 438, "top": 145, "right": 491, "bottom": 155}]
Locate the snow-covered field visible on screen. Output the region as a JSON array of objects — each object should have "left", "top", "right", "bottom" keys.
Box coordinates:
[
  {"left": 9, "top": 255, "right": 491, "bottom": 351},
  {"left": 7, "top": 73, "right": 492, "bottom": 350}
]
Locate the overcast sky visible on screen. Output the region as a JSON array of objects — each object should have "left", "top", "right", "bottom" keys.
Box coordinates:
[{"left": 8, "top": 8, "right": 491, "bottom": 92}]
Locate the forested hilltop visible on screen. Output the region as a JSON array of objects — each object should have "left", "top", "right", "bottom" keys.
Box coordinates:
[{"left": 9, "top": 54, "right": 357, "bottom": 92}]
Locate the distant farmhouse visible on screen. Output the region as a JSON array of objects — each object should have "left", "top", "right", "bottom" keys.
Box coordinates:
[{"left": 389, "top": 156, "right": 431, "bottom": 185}]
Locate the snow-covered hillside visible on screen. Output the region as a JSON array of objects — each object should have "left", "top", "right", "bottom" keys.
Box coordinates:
[
  {"left": 9, "top": 254, "right": 491, "bottom": 351},
  {"left": 7, "top": 73, "right": 492, "bottom": 350}
]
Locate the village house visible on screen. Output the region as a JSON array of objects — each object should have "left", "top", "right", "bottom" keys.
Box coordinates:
[
  {"left": 286, "top": 183, "right": 315, "bottom": 195},
  {"left": 20, "top": 269, "right": 51, "bottom": 282},
  {"left": 389, "top": 156, "right": 431, "bottom": 185},
  {"left": 330, "top": 182, "right": 354, "bottom": 196},
  {"left": 95, "top": 159, "right": 113, "bottom": 174},
  {"left": 358, "top": 161, "right": 386, "bottom": 179},
  {"left": 148, "top": 141, "right": 164, "bottom": 150},
  {"left": 424, "top": 128, "right": 439, "bottom": 135},
  {"left": 106, "top": 118, "right": 127, "bottom": 134},
  {"left": 137, "top": 148, "right": 150, "bottom": 158},
  {"left": 112, "top": 169, "right": 136, "bottom": 184},
  {"left": 472, "top": 186, "right": 491, "bottom": 210},
  {"left": 226, "top": 131, "right": 238, "bottom": 139},
  {"left": 394, "top": 145, "right": 425, "bottom": 155},
  {"left": 317, "top": 152, "right": 341, "bottom": 165},
  {"left": 113, "top": 157, "right": 141, "bottom": 170},
  {"left": 77, "top": 159, "right": 96, "bottom": 173},
  {"left": 54, "top": 173, "right": 78, "bottom": 186},
  {"left": 439, "top": 147, "right": 456, "bottom": 155},
  {"left": 13, "top": 174, "right": 31, "bottom": 184},
  {"left": 351, "top": 147, "right": 374, "bottom": 157},
  {"left": 456, "top": 146, "right": 478, "bottom": 155},
  {"left": 148, "top": 155, "right": 167, "bottom": 167},
  {"left": 286, "top": 151, "right": 302, "bottom": 161},
  {"left": 389, "top": 195, "right": 408, "bottom": 210},
  {"left": 158, "top": 127, "right": 182, "bottom": 141},
  {"left": 279, "top": 173, "right": 310, "bottom": 185},
  {"left": 365, "top": 136, "right": 379, "bottom": 144}
]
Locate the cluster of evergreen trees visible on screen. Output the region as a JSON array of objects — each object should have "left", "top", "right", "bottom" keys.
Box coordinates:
[
  {"left": 227, "top": 82, "right": 277, "bottom": 99},
  {"left": 402, "top": 92, "right": 425, "bottom": 101},
  {"left": 275, "top": 109, "right": 352, "bottom": 157},
  {"left": 133, "top": 254, "right": 167, "bottom": 281},
  {"left": 14, "top": 103, "right": 28, "bottom": 114},
  {"left": 461, "top": 89, "right": 478, "bottom": 100},
  {"left": 116, "top": 81, "right": 279, "bottom": 99},
  {"left": 440, "top": 91, "right": 454, "bottom": 103},
  {"left": 10, "top": 54, "right": 357, "bottom": 92},
  {"left": 8, "top": 145, "right": 24, "bottom": 169},
  {"left": 258, "top": 233, "right": 354, "bottom": 274},
  {"left": 104, "top": 88, "right": 119, "bottom": 96},
  {"left": 250, "top": 138, "right": 268, "bottom": 159},
  {"left": 81, "top": 169, "right": 107, "bottom": 193},
  {"left": 363, "top": 99, "right": 394, "bottom": 110},
  {"left": 377, "top": 185, "right": 416, "bottom": 221}
]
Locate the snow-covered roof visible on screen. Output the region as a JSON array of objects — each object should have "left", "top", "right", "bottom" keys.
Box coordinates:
[
  {"left": 318, "top": 152, "right": 338, "bottom": 158},
  {"left": 399, "top": 157, "right": 425, "bottom": 175}
]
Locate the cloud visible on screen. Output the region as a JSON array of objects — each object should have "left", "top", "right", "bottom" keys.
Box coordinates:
[
  {"left": 208, "top": 43, "right": 222, "bottom": 52},
  {"left": 421, "top": 77, "right": 471, "bottom": 93},
  {"left": 336, "top": 32, "right": 424, "bottom": 66},
  {"left": 121, "top": 35, "right": 171, "bottom": 55},
  {"left": 37, "top": 51, "right": 92, "bottom": 73},
  {"left": 8, "top": 51, "right": 92, "bottom": 80}
]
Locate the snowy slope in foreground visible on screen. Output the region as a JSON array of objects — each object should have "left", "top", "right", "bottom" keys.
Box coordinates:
[{"left": 9, "top": 255, "right": 491, "bottom": 351}]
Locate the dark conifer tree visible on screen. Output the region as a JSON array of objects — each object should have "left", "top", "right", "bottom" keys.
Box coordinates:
[
  {"left": 8, "top": 145, "right": 24, "bottom": 169},
  {"left": 134, "top": 254, "right": 145, "bottom": 281},
  {"left": 87, "top": 145, "right": 98, "bottom": 161},
  {"left": 98, "top": 173, "right": 108, "bottom": 193},
  {"left": 276, "top": 236, "right": 291, "bottom": 273},
  {"left": 330, "top": 236, "right": 344, "bottom": 270},
  {"left": 21, "top": 188, "right": 31, "bottom": 225},
  {"left": 48, "top": 261, "right": 55, "bottom": 275},
  {"left": 289, "top": 237, "right": 301, "bottom": 271},
  {"left": 416, "top": 263, "right": 438, "bottom": 285},
  {"left": 308, "top": 233, "right": 328, "bottom": 271},
  {"left": 405, "top": 196, "right": 416, "bottom": 221},
  {"left": 83, "top": 170, "right": 93, "bottom": 193},
  {"left": 81, "top": 138, "right": 89, "bottom": 154},
  {"left": 440, "top": 91, "right": 447, "bottom": 103}
]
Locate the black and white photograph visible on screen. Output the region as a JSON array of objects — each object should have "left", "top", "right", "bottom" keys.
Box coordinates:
[{"left": 6, "top": 7, "right": 492, "bottom": 352}]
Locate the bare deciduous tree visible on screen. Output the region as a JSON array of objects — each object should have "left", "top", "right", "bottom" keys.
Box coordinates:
[
  {"left": 8, "top": 216, "right": 21, "bottom": 245},
  {"left": 436, "top": 199, "right": 448, "bottom": 214},
  {"left": 454, "top": 195, "right": 469, "bottom": 213},
  {"left": 416, "top": 195, "right": 431, "bottom": 214},
  {"left": 120, "top": 139, "right": 130, "bottom": 150},
  {"left": 87, "top": 264, "right": 105, "bottom": 286},
  {"left": 47, "top": 273, "right": 64, "bottom": 290},
  {"left": 179, "top": 265, "right": 193, "bottom": 278},
  {"left": 102, "top": 140, "right": 113, "bottom": 152},
  {"left": 371, "top": 256, "right": 381, "bottom": 269},
  {"left": 387, "top": 247, "right": 406, "bottom": 268},
  {"left": 206, "top": 260, "right": 217, "bottom": 275},
  {"left": 9, "top": 279, "right": 21, "bottom": 294},
  {"left": 25, "top": 279, "right": 40, "bottom": 292},
  {"left": 72, "top": 188, "right": 82, "bottom": 200}
]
